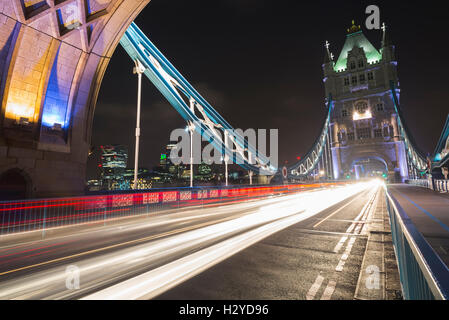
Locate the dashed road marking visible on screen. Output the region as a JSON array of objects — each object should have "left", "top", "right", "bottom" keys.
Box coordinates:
[
  {"left": 313, "top": 192, "right": 366, "bottom": 228},
  {"left": 336, "top": 236, "right": 356, "bottom": 271},
  {"left": 306, "top": 275, "right": 325, "bottom": 300},
  {"left": 320, "top": 280, "right": 337, "bottom": 300},
  {"left": 306, "top": 187, "right": 380, "bottom": 300},
  {"left": 333, "top": 236, "right": 348, "bottom": 253}
]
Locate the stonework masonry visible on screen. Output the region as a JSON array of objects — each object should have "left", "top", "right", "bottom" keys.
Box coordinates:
[
  {"left": 323, "top": 23, "right": 409, "bottom": 182},
  {"left": 0, "top": 0, "right": 150, "bottom": 198}
]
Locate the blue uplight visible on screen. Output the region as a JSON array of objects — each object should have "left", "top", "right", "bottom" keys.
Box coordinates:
[{"left": 41, "top": 45, "right": 69, "bottom": 129}]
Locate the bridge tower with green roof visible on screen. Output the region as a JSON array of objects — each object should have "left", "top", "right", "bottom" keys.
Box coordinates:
[{"left": 322, "top": 21, "right": 410, "bottom": 182}]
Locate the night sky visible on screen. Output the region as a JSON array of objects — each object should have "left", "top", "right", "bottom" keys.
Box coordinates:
[{"left": 88, "top": 0, "right": 449, "bottom": 179}]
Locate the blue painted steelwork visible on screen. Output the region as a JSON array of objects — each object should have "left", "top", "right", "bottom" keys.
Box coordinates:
[
  {"left": 287, "top": 96, "right": 332, "bottom": 178},
  {"left": 390, "top": 81, "right": 428, "bottom": 174},
  {"left": 120, "top": 23, "right": 276, "bottom": 175},
  {"left": 386, "top": 190, "right": 449, "bottom": 300},
  {"left": 432, "top": 115, "right": 449, "bottom": 169}
]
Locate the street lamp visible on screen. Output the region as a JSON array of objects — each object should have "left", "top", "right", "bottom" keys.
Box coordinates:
[
  {"left": 133, "top": 59, "right": 145, "bottom": 190},
  {"left": 224, "top": 130, "right": 229, "bottom": 187},
  {"left": 188, "top": 98, "right": 196, "bottom": 188},
  {"left": 187, "top": 122, "right": 194, "bottom": 188}
]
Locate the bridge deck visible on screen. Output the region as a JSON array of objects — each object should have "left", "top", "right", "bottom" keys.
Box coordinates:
[{"left": 387, "top": 184, "right": 449, "bottom": 268}]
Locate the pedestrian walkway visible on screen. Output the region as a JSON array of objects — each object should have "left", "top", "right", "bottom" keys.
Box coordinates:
[
  {"left": 387, "top": 184, "right": 449, "bottom": 267},
  {"left": 354, "top": 188, "right": 402, "bottom": 300}
]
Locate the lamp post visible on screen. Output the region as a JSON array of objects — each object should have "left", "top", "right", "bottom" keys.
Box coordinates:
[
  {"left": 188, "top": 98, "right": 196, "bottom": 188},
  {"left": 224, "top": 131, "right": 229, "bottom": 187},
  {"left": 187, "top": 122, "right": 194, "bottom": 188},
  {"left": 133, "top": 59, "right": 145, "bottom": 190}
]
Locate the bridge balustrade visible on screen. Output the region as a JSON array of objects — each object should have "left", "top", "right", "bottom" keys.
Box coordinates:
[
  {"left": 406, "top": 179, "right": 449, "bottom": 193},
  {"left": 406, "top": 179, "right": 430, "bottom": 189},
  {"left": 386, "top": 190, "right": 449, "bottom": 300},
  {"left": 0, "top": 183, "right": 342, "bottom": 236},
  {"left": 434, "top": 180, "right": 449, "bottom": 193}
]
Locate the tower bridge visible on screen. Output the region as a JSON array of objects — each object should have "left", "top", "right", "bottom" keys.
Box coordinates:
[
  {"left": 0, "top": 3, "right": 448, "bottom": 301},
  {"left": 324, "top": 21, "right": 409, "bottom": 182},
  {"left": 0, "top": 2, "right": 438, "bottom": 197}
]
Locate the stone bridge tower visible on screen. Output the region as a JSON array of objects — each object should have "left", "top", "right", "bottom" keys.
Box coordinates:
[
  {"left": 323, "top": 21, "right": 408, "bottom": 182},
  {"left": 0, "top": 0, "right": 150, "bottom": 199}
]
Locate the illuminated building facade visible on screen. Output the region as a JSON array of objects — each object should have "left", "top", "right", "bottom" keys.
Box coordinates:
[
  {"left": 161, "top": 144, "right": 184, "bottom": 178},
  {"left": 99, "top": 145, "right": 128, "bottom": 190},
  {"left": 323, "top": 21, "right": 409, "bottom": 181}
]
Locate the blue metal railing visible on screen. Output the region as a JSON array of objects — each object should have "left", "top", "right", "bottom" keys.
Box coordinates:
[
  {"left": 386, "top": 190, "right": 449, "bottom": 300},
  {"left": 406, "top": 179, "right": 431, "bottom": 189}
]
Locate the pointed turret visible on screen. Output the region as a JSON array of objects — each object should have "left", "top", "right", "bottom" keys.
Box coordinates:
[
  {"left": 323, "top": 40, "right": 334, "bottom": 64},
  {"left": 381, "top": 22, "right": 395, "bottom": 62},
  {"left": 382, "top": 22, "right": 392, "bottom": 47},
  {"left": 322, "top": 40, "right": 335, "bottom": 77},
  {"left": 323, "top": 50, "right": 331, "bottom": 64},
  {"left": 333, "top": 20, "right": 382, "bottom": 72}
]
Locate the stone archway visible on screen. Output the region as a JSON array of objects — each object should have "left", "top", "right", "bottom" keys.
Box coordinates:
[
  {"left": 0, "top": 0, "right": 151, "bottom": 198},
  {"left": 350, "top": 156, "right": 389, "bottom": 180},
  {"left": 0, "top": 168, "right": 31, "bottom": 200},
  {"left": 336, "top": 145, "right": 404, "bottom": 182}
]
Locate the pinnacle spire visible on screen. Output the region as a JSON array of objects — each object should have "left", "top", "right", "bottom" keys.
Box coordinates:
[
  {"left": 382, "top": 22, "right": 392, "bottom": 47},
  {"left": 323, "top": 40, "right": 334, "bottom": 64}
]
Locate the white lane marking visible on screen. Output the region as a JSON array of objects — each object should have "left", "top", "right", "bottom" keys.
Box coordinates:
[
  {"left": 313, "top": 191, "right": 366, "bottom": 228},
  {"left": 333, "top": 236, "right": 348, "bottom": 253},
  {"left": 320, "top": 280, "right": 337, "bottom": 300},
  {"left": 333, "top": 193, "right": 372, "bottom": 254},
  {"left": 81, "top": 184, "right": 377, "bottom": 300},
  {"left": 306, "top": 275, "right": 325, "bottom": 300},
  {"left": 336, "top": 237, "right": 357, "bottom": 272}
]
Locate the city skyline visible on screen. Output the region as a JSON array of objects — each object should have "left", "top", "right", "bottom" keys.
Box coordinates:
[{"left": 0, "top": 0, "right": 448, "bottom": 304}]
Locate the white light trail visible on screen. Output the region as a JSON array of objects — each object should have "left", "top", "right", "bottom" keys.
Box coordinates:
[{"left": 0, "top": 182, "right": 378, "bottom": 300}]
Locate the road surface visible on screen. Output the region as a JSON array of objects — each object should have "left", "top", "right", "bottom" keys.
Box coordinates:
[{"left": 0, "top": 181, "right": 383, "bottom": 300}]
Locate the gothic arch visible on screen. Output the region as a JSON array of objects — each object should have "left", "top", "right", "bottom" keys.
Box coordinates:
[
  {"left": 0, "top": 0, "right": 151, "bottom": 198},
  {"left": 0, "top": 167, "right": 32, "bottom": 200}
]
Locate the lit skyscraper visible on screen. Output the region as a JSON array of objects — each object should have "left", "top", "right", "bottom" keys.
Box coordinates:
[{"left": 99, "top": 145, "right": 128, "bottom": 190}]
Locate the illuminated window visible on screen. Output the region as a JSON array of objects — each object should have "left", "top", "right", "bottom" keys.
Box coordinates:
[
  {"left": 374, "top": 129, "right": 383, "bottom": 138},
  {"left": 355, "top": 101, "right": 368, "bottom": 113},
  {"left": 357, "top": 127, "right": 371, "bottom": 140},
  {"left": 348, "top": 132, "right": 355, "bottom": 141},
  {"left": 359, "top": 74, "right": 366, "bottom": 83}
]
